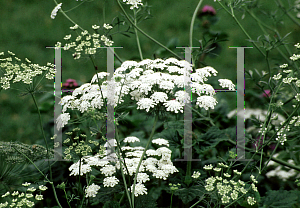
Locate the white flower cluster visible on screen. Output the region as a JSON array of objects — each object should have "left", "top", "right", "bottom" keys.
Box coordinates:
[
  {"left": 50, "top": 3, "right": 62, "bottom": 19},
  {"left": 59, "top": 24, "right": 114, "bottom": 59},
  {"left": 0, "top": 51, "right": 56, "bottom": 90},
  {"left": 191, "top": 171, "right": 201, "bottom": 179},
  {"left": 218, "top": 79, "right": 235, "bottom": 90},
  {"left": 0, "top": 183, "right": 47, "bottom": 207},
  {"left": 57, "top": 58, "right": 234, "bottom": 129},
  {"left": 202, "top": 163, "right": 258, "bottom": 206},
  {"left": 85, "top": 183, "right": 101, "bottom": 197},
  {"left": 67, "top": 137, "right": 177, "bottom": 197},
  {"left": 123, "top": 0, "right": 143, "bottom": 9},
  {"left": 265, "top": 153, "right": 300, "bottom": 181}
]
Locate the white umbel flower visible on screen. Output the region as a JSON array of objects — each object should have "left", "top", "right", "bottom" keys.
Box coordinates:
[
  {"left": 175, "top": 90, "right": 190, "bottom": 104},
  {"left": 137, "top": 98, "right": 156, "bottom": 112},
  {"left": 51, "top": 3, "right": 62, "bottom": 19},
  {"left": 163, "top": 100, "right": 184, "bottom": 113},
  {"left": 123, "top": 0, "right": 143, "bottom": 9},
  {"left": 196, "top": 96, "right": 218, "bottom": 110},
  {"left": 103, "top": 176, "right": 119, "bottom": 187},
  {"left": 56, "top": 113, "right": 70, "bottom": 130},
  {"left": 152, "top": 138, "right": 169, "bottom": 147},
  {"left": 69, "top": 161, "right": 92, "bottom": 176},
  {"left": 91, "top": 72, "right": 110, "bottom": 83},
  {"left": 129, "top": 183, "right": 147, "bottom": 197},
  {"left": 124, "top": 136, "right": 140, "bottom": 143},
  {"left": 85, "top": 183, "right": 100, "bottom": 198},
  {"left": 218, "top": 79, "right": 235, "bottom": 90},
  {"left": 150, "top": 92, "right": 168, "bottom": 104},
  {"left": 136, "top": 173, "right": 150, "bottom": 183},
  {"left": 100, "top": 165, "right": 116, "bottom": 176}
]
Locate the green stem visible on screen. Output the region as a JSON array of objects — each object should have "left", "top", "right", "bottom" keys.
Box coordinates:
[
  {"left": 116, "top": 0, "right": 182, "bottom": 60},
  {"left": 89, "top": 55, "right": 108, "bottom": 108},
  {"left": 133, "top": 9, "right": 143, "bottom": 60},
  {"left": 257, "top": 80, "right": 283, "bottom": 173},
  {"left": 119, "top": 191, "right": 125, "bottom": 204},
  {"left": 192, "top": 107, "right": 215, "bottom": 126},
  {"left": 276, "top": 0, "right": 300, "bottom": 27},
  {"left": 63, "top": 188, "right": 72, "bottom": 208},
  {"left": 218, "top": 2, "right": 266, "bottom": 57},
  {"left": 115, "top": 123, "right": 133, "bottom": 208},
  {"left": 170, "top": 193, "right": 173, "bottom": 208},
  {"left": 245, "top": 7, "right": 299, "bottom": 71},
  {"left": 189, "top": 0, "right": 204, "bottom": 48},
  {"left": 265, "top": 51, "right": 271, "bottom": 83},
  {"left": 131, "top": 114, "right": 159, "bottom": 208},
  {"left": 30, "top": 92, "right": 57, "bottom": 189}
]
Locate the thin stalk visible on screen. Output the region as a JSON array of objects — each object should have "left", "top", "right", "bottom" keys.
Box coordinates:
[
  {"left": 189, "top": 0, "right": 204, "bottom": 48},
  {"left": 116, "top": 0, "right": 182, "bottom": 60},
  {"left": 245, "top": 7, "right": 299, "bottom": 71},
  {"left": 133, "top": 9, "right": 143, "bottom": 60},
  {"left": 192, "top": 107, "right": 215, "bottom": 126},
  {"left": 63, "top": 188, "right": 72, "bottom": 208},
  {"left": 266, "top": 51, "right": 271, "bottom": 81},
  {"left": 170, "top": 193, "right": 173, "bottom": 208},
  {"left": 29, "top": 93, "right": 64, "bottom": 207},
  {"left": 217, "top": 2, "right": 266, "bottom": 57},
  {"left": 12, "top": 146, "right": 63, "bottom": 208},
  {"left": 30, "top": 92, "right": 55, "bottom": 183},
  {"left": 258, "top": 80, "right": 283, "bottom": 173},
  {"left": 131, "top": 114, "right": 159, "bottom": 208},
  {"left": 89, "top": 55, "right": 108, "bottom": 108},
  {"left": 115, "top": 124, "right": 133, "bottom": 208},
  {"left": 276, "top": 0, "right": 300, "bottom": 27}
]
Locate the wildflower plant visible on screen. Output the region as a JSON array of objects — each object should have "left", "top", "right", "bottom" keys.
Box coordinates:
[{"left": 1, "top": 0, "right": 300, "bottom": 207}]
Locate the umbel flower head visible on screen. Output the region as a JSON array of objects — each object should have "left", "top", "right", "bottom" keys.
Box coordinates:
[
  {"left": 56, "top": 58, "right": 235, "bottom": 129},
  {"left": 0, "top": 51, "right": 56, "bottom": 90},
  {"left": 123, "top": 0, "right": 143, "bottom": 9}
]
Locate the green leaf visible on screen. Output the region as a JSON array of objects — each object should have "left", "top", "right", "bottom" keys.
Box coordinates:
[
  {"left": 103, "top": 201, "right": 121, "bottom": 208},
  {"left": 259, "top": 190, "right": 300, "bottom": 208},
  {"left": 194, "top": 126, "right": 234, "bottom": 154},
  {"left": 174, "top": 185, "right": 205, "bottom": 204}
]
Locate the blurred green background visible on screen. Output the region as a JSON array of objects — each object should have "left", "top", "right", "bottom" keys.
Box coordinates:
[{"left": 0, "top": 0, "right": 299, "bottom": 144}]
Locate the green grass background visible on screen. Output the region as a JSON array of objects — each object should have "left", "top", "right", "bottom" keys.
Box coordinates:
[{"left": 0, "top": 0, "right": 299, "bottom": 144}]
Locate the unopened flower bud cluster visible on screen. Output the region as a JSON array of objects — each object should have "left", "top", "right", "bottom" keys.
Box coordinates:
[
  {"left": 56, "top": 58, "right": 235, "bottom": 129},
  {"left": 0, "top": 184, "right": 47, "bottom": 207},
  {"left": 0, "top": 51, "right": 56, "bottom": 90},
  {"left": 202, "top": 163, "right": 258, "bottom": 205},
  {"left": 63, "top": 127, "right": 99, "bottom": 160}
]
